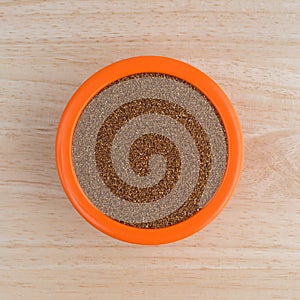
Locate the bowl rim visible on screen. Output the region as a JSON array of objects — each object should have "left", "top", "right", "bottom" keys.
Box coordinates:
[{"left": 56, "top": 56, "right": 243, "bottom": 245}]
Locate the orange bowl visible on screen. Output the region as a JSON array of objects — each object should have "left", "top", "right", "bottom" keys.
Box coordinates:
[{"left": 56, "top": 56, "right": 243, "bottom": 244}]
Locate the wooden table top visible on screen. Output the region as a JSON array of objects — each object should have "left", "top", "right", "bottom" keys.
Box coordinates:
[{"left": 1, "top": 1, "right": 299, "bottom": 299}]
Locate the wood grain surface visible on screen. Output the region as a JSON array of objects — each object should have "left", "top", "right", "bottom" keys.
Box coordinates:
[{"left": 1, "top": 1, "right": 299, "bottom": 299}]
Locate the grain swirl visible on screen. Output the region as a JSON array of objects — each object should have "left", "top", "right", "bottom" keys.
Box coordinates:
[{"left": 72, "top": 74, "right": 228, "bottom": 228}]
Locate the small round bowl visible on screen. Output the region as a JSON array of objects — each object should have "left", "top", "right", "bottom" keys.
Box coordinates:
[{"left": 56, "top": 56, "right": 243, "bottom": 245}]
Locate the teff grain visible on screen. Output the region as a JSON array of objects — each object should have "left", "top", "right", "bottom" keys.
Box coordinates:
[{"left": 72, "top": 74, "right": 228, "bottom": 228}]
